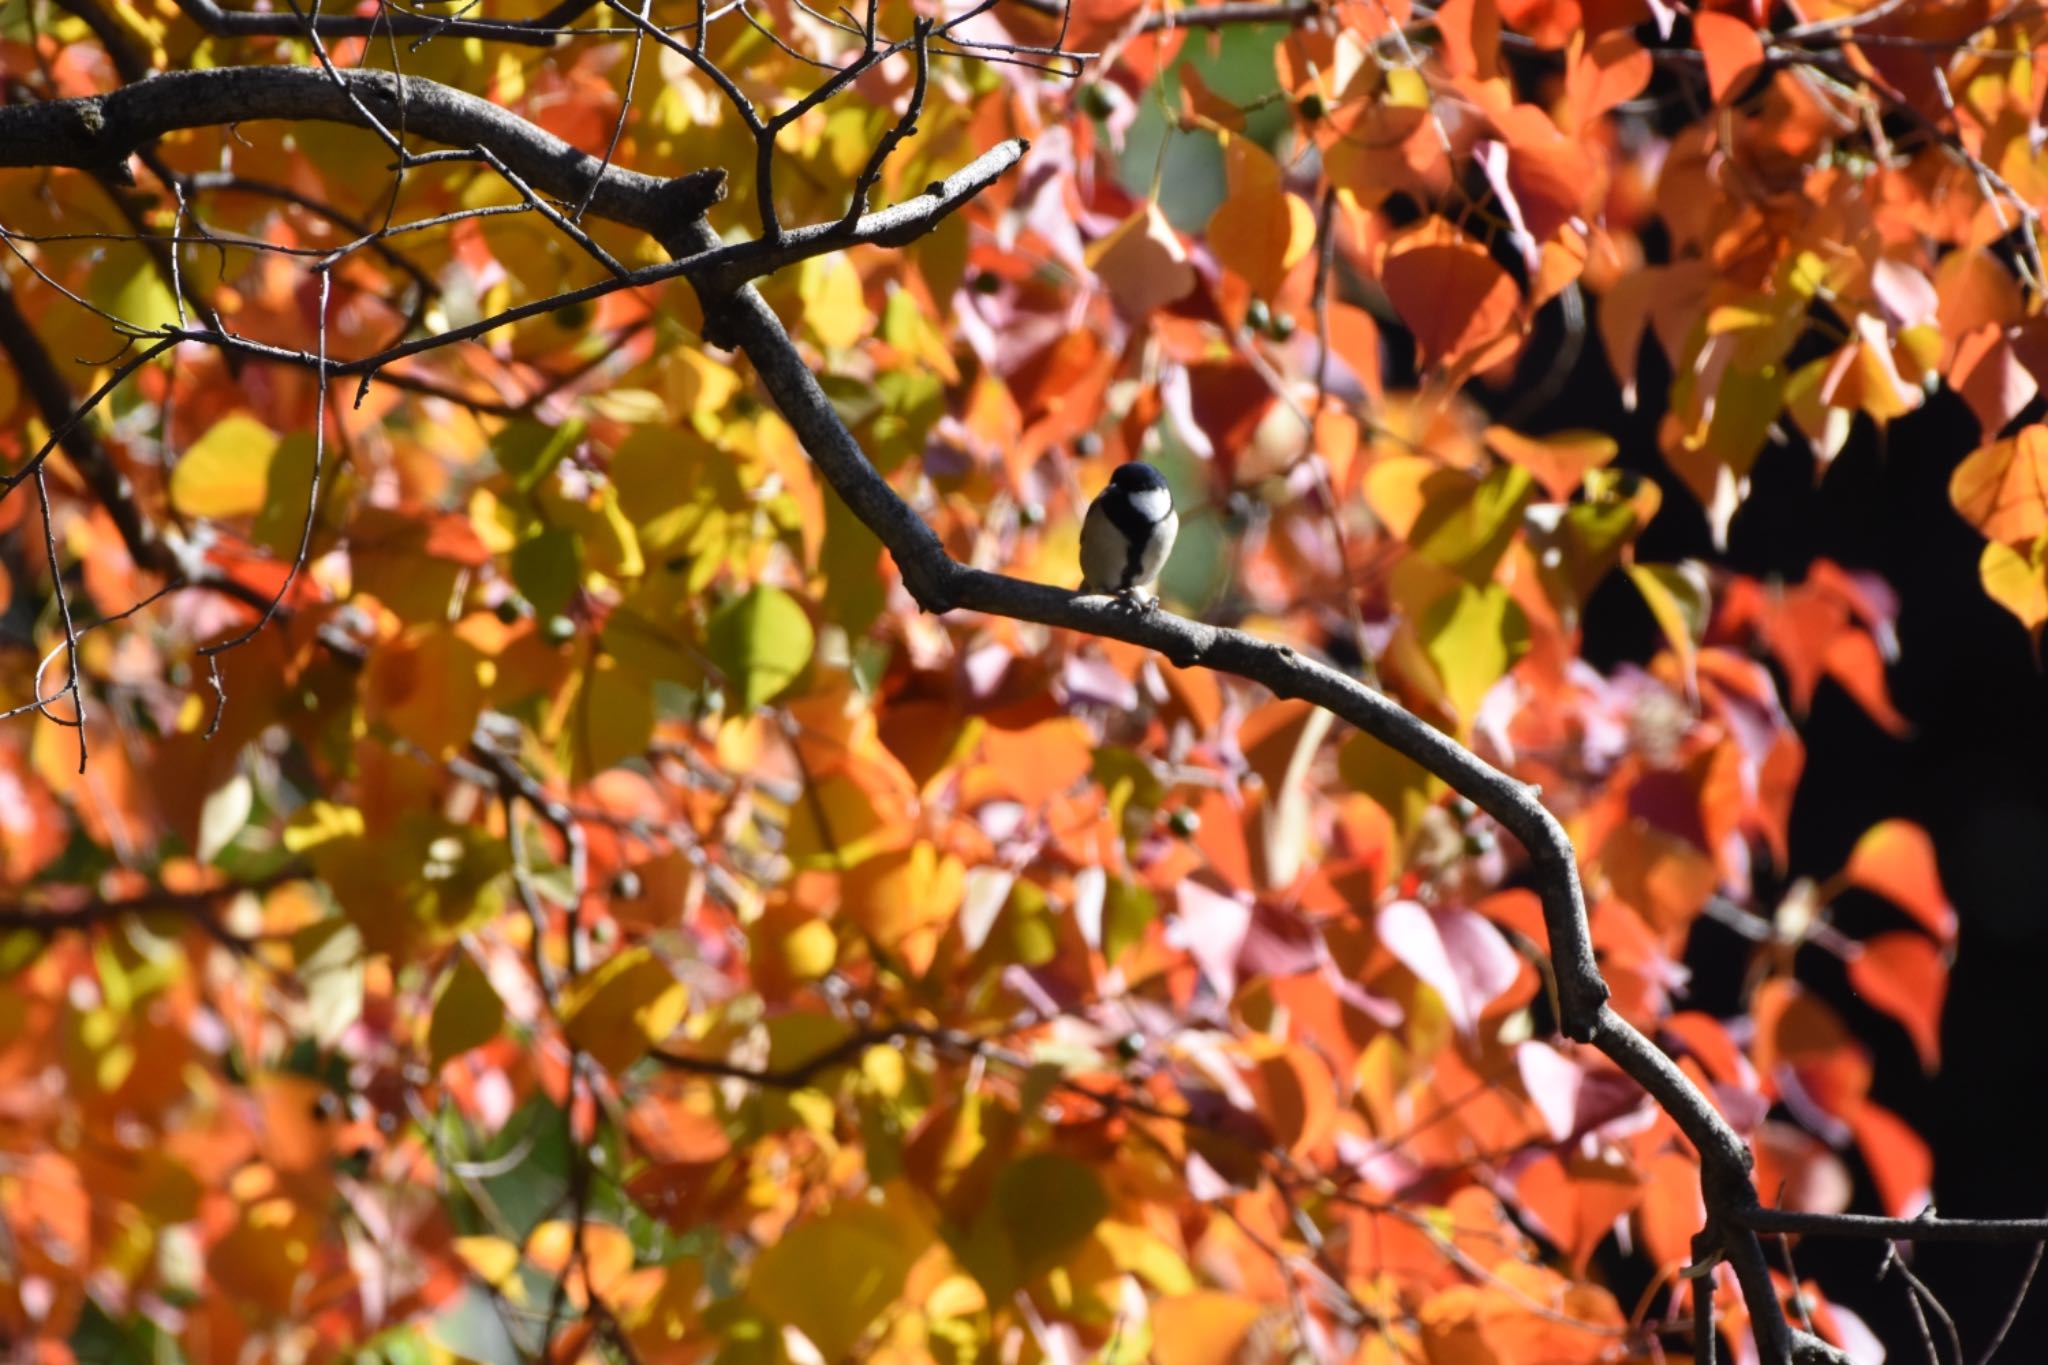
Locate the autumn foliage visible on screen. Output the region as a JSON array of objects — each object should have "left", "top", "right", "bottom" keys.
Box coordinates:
[{"left": 3, "top": 0, "right": 2036, "bottom": 1358}]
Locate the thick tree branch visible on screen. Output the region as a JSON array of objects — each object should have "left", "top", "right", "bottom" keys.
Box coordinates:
[
  {"left": 1007, "top": 0, "right": 1320, "bottom": 31},
  {"left": 1739, "top": 1209, "right": 2048, "bottom": 1245},
  {"left": 170, "top": 0, "right": 599, "bottom": 47},
  {"left": 0, "top": 66, "right": 728, "bottom": 227}
]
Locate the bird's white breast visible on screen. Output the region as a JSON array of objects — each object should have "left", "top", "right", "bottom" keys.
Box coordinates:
[{"left": 1126, "top": 487, "right": 1173, "bottom": 523}]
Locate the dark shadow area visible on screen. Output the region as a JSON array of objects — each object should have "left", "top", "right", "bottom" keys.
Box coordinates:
[{"left": 1502, "top": 296, "right": 2048, "bottom": 1356}]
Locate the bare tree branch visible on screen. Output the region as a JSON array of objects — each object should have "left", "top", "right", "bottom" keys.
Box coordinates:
[
  {"left": 0, "top": 66, "right": 729, "bottom": 227},
  {"left": 171, "top": 0, "right": 601, "bottom": 47}
]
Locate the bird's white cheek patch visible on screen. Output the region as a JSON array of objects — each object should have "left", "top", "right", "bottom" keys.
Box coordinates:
[{"left": 1127, "top": 488, "right": 1172, "bottom": 522}]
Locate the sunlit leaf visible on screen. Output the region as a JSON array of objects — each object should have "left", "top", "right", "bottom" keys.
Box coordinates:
[
  {"left": 748, "top": 1204, "right": 922, "bottom": 1360},
  {"left": 170, "top": 413, "right": 278, "bottom": 520},
  {"left": 560, "top": 945, "right": 688, "bottom": 1075},
  {"left": 706, "top": 586, "right": 815, "bottom": 711}
]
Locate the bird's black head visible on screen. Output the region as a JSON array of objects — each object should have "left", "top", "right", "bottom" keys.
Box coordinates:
[{"left": 1108, "top": 462, "right": 1168, "bottom": 494}]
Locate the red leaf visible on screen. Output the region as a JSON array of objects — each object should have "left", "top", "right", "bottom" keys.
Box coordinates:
[
  {"left": 1695, "top": 12, "right": 1765, "bottom": 104},
  {"left": 1841, "top": 819, "right": 1956, "bottom": 943},
  {"left": 1846, "top": 931, "right": 1947, "bottom": 1070},
  {"left": 1515, "top": 1151, "right": 1642, "bottom": 1274},
  {"left": 1378, "top": 219, "right": 1521, "bottom": 373}
]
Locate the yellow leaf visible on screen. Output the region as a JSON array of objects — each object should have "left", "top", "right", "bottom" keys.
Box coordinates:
[
  {"left": 453, "top": 1235, "right": 526, "bottom": 1303},
  {"left": 1952, "top": 424, "right": 2048, "bottom": 543},
  {"left": 560, "top": 945, "right": 687, "bottom": 1074},
  {"left": 563, "top": 650, "right": 657, "bottom": 784},
  {"left": 282, "top": 800, "right": 365, "bottom": 854},
  {"left": 749, "top": 1205, "right": 923, "bottom": 1361},
  {"left": 1626, "top": 561, "right": 1711, "bottom": 691},
  {"left": 170, "top": 413, "right": 279, "bottom": 519},
  {"left": 841, "top": 841, "right": 965, "bottom": 975},
  {"left": 800, "top": 253, "right": 870, "bottom": 350},
  {"left": 1980, "top": 539, "right": 2048, "bottom": 635},
  {"left": 1417, "top": 581, "right": 1530, "bottom": 726},
  {"left": 1095, "top": 1222, "right": 1195, "bottom": 1295},
  {"left": 785, "top": 771, "right": 915, "bottom": 869},
  {"left": 87, "top": 248, "right": 180, "bottom": 335}
]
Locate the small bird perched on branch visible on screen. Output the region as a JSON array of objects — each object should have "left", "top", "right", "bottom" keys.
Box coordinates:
[{"left": 1079, "top": 461, "right": 1178, "bottom": 609}]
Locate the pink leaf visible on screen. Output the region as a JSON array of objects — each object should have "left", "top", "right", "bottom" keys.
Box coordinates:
[{"left": 1375, "top": 900, "right": 1520, "bottom": 1035}]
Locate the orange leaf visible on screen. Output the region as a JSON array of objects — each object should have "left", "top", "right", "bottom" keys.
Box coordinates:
[
  {"left": 965, "top": 716, "right": 1094, "bottom": 808},
  {"left": 1753, "top": 1120, "right": 1853, "bottom": 1215},
  {"left": 1820, "top": 627, "right": 1910, "bottom": 738},
  {"left": 627, "top": 1086, "right": 733, "bottom": 1165},
  {"left": 1150, "top": 1293, "right": 1269, "bottom": 1365},
  {"left": 1515, "top": 1151, "right": 1643, "bottom": 1274},
  {"left": 1177, "top": 61, "right": 1245, "bottom": 132},
  {"left": 529, "top": 1220, "right": 636, "bottom": 1306},
  {"left": 1483, "top": 425, "right": 1617, "bottom": 501},
  {"left": 1564, "top": 29, "right": 1652, "bottom": 133},
  {"left": 1378, "top": 219, "right": 1520, "bottom": 372},
  {"left": 1207, "top": 134, "right": 1316, "bottom": 300},
  {"left": 1841, "top": 819, "right": 1956, "bottom": 943},
  {"left": 1634, "top": 1150, "right": 1706, "bottom": 1273},
  {"left": 1951, "top": 424, "right": 2048, "bottom": 543},
  {"left": 1435, "top": 0, "right": 1501, "bottom": 81},
  {"left": 1847, "top": 931, "right": 1946, "bottom": 1070},
  {"left": 1247, "top": 1040, "right": 1337, "bottom": 1157},
  {"left": 1751, "top": 981, "right": 1871, "bottom": 1124},
  {"left": 1695, "top": 12, "right": 1765, "bottom": 105},
  {"left": 841, "top": 841, "right": 966, "bottom": 975}
]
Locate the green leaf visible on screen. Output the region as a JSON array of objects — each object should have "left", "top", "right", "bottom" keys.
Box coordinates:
[
  {"left": 87, "top": 249, "right": 180, "bottom": 336},
  {"left": 251, "top": 432, "right": 332, "bottom": 557},
  {"left": 512, "top": 526, "right": 581, "bottom": 623},
  {"left": 706, "top": 586, "right": 815, "bottom": 711},
  {"left": 962, "top": 1153, "right": 1109, "bottom": 1298},
  {"left": 821, "top": 493, "right": 887, "bottom": 641},
  {"left": 1418, "top": 581, "right": 1530, "bottom": 725},
  {"left": 564, "top": 650, "right": 656, "bottom": 784},
  {"left": 1102, "top": 877, "right": 1157, "bottom": 965},
  {"left": 493, "top": 418, "right": 586, "bottom": 495},
  {"left": 428, "top": 950, "right": 505, "bottom": 1069},
  {"left": 1413, "top": 464, "right": 1533, "bottom": 584}
]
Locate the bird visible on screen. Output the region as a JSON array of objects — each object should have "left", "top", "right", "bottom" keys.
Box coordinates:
[{"left": 1079, "top": 461, "right": 1178, "bottom": 609}]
